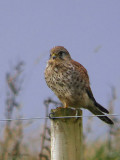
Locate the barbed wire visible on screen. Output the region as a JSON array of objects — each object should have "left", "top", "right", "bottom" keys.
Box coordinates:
[{"left": 0, "top": 114, "right": 119, "bottom": 121}]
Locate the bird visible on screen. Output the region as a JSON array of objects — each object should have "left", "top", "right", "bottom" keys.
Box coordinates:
[{"left": 44, "top": 46, "right": 114, "bottom": 125}]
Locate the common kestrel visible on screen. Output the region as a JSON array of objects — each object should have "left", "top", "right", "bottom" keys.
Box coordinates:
[{"left": 45, "top": 46, "right": 113, "bottom": 125}]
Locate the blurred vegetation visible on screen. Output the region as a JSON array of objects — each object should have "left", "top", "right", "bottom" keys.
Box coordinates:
[{"left": 0, "top": 62, "right": 120, "bottom": 160}]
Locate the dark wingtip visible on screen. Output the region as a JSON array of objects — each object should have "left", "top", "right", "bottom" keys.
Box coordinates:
[
  {"left": 107, "top": 119, "right": 114, "bottom": 125},
  {"left": 95, "top": 102, "right": 109, "bottom": 114},
  {"left": 108, "top": 119, "right": 114, "bottom": 125},
  {"left": 98, "top": 115, "right": 114, "bottom": 125},
  {"left": 88, "top": 106, "right": 114, "bottom": 125}
]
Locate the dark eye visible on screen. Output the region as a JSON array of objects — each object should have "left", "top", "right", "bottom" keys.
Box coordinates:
[{"left": 58, "top": 51, "right": 65, "bottom": 57}]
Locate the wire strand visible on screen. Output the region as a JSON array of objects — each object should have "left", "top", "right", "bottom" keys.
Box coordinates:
[
  {"left": 0, "top": 114, "right": 119, "bottom": 121},
  {"left": 51, "top": 114, "right": 120, "bottom": 119},
  {"left": 0, "top": 117, "right": 48, "bottom": 121}
]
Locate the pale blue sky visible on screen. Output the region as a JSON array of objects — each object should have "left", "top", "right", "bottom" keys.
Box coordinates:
[{"left": 0, "top": 0, "right": 120, "bottom": 132}]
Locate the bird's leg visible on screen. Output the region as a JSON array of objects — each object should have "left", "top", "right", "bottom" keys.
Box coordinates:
[{"left": 64, "top": 102, "right": 68, "bottom": 108}]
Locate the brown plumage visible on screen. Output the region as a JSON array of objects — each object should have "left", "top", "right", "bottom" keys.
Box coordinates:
[{"left": 44, "top": 46, "right": 114, "bottom": 125}]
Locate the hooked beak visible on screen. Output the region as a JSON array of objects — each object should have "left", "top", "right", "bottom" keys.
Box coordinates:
[{"left": 52, "top": 53, "right": 57, "bottom": 59}]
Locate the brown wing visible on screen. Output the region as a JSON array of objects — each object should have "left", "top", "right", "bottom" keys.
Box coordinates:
[
  {"left": 71, "top": 59, "right": 90, "bottom": 86},
  {"left": 71, "top": 59, "right": 109, "bottom": 114}
]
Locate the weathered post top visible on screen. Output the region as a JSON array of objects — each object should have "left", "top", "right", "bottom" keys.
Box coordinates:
[{"left": 51, "top": 108, "right": 83, "bottom": 160}]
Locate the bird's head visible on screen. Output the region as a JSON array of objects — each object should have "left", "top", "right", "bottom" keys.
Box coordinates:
[{"left": 49, "top": 46, "right": 71, "bottom": 62}]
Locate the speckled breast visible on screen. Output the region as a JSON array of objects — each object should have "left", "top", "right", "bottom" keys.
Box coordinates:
[{"left": 45, "top": 61, "right": 84, "bottom": 100}]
